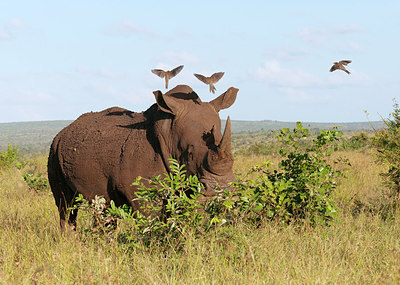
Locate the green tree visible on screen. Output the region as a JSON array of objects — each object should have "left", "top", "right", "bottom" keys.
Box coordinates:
[{"left": 371, "top": 99, "right": 400, "bottom": 202}]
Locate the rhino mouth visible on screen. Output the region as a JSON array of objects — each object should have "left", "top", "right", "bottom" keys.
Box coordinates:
[
  {"left": 199, "top": 178, "right": 220, "bottom": 196},
  {"left": 199, "top": 173, "right": 235, "bottom": 196}
]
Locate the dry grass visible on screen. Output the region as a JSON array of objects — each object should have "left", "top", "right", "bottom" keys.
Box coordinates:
[
  {"left": 332, "top": 150, "right": 392, "bottom": 214},
  {"left": 1, "top": 150, "right": 400, "bottom": 284},
  {"left": 233, "top": 153, "right": 281, "bottom": 175}
]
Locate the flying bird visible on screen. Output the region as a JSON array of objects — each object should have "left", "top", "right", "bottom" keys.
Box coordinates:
[
  {"left": 151, "top": 65, "right": 184, "bottom": 89},
  {"left": 193, "top": 72, "right": 224, "bottom": 94},
  {"left": 329, "top": 60, "right": 352, "bottom": 74}
]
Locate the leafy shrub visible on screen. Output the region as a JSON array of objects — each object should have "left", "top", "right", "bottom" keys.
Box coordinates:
[
  {"left": 0, "top": 144, "right": 21, "bottom": 169},
  {"left": 22, "top": 172, "right": 49, "bottom": 193},
  {"left": 72, "top": 159, "right": 207, "bottom": 248},
  {"left": 120, "top": 159, "right": 206, "bottom": 248},
  {"left": 371, "top": 100, "right": 400, "bottom": 201},
  {"left": 272, "top": 123, "right": 343, "bottom": 224},
  {"left": 211, "top": 122, "right": 343, "bottom": 226},
  {"left": 340, "top": 132, "right": 370, "bottom": 150},
  {"left": 71, "top": 194, "right": 117, "bottom": 237}
]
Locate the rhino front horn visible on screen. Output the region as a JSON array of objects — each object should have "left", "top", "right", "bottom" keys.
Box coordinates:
[{"left": 206, "top": 116, "right": 233, "bottom": 175}]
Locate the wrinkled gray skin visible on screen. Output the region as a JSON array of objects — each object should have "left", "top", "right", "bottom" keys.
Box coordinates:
[{"left": 47, "top": 85, "right": 238, "bottom": 231}]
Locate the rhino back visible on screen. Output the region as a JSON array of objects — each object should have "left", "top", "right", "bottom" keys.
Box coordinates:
[{"left": 50, "top": 106, "right": 165, "bottom": 201}]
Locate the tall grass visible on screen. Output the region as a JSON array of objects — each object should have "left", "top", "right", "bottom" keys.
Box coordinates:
[
  {"left": 1, "top": 150, "right": 400, "bottom": 284},
  {"left": 332, "top": 150, "right": 390, "bottom": 212}
]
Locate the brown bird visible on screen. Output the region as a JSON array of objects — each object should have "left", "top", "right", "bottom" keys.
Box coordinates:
[
  {"left": 193, "top": 72, "right": 224, "bottom": 94},
  {"left": 151, "top": 65, "right": 184, "bottom": 89},
  {"left": 329, "top": 60, "right": 352, "bottom": 74}
]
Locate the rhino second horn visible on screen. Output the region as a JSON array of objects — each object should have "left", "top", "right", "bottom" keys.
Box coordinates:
[{"left": 218, "top": 116, "right": 232, "bottom": 156}]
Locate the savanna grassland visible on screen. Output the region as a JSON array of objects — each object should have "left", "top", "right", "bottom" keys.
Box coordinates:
[{"left": 1, "top": 127, "right": 400, "bottom": 284}]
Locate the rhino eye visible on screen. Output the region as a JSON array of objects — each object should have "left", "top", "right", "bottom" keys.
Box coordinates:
[{"left": 186, "top": 145, "right": 194, "bottom": 160}]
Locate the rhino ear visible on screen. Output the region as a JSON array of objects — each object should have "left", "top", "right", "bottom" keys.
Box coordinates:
[
  {"left": 153, "top": 90, "right": 180, "bottom": 115},
  {"left": 209, "top": 87, "right": 239, "bottom": 112}
]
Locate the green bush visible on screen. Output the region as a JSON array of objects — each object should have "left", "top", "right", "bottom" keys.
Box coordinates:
[
  {"left": 212, "top": 122, "right": 343, "bottom": 226},
  {"left": 71, "top": 194, "right": 117, "bottom": 237},
  {"left": 0, "top": 144, "right": 20, "bottom": 169},
  {"left": 272, "top": 123, "right": 343, "bottom": 224},
  {"left": 340, "top": 132, "right": 370, "bottom": 150},
  {"left": 126, "top": 159, "right": 206, "bottom": 247},
  {"left": 371, "top": 100, "right": 400, "bottom": 201},
  {"left": 22, "top": 172, "right": 49, "bottom": 193},
  {"left": 72, "top": 159, "right": 207, "bottom": 248}
]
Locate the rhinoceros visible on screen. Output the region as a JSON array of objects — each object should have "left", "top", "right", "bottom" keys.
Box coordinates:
[{"left": 47, "top": 85, "right": 238, "bottom": 230}]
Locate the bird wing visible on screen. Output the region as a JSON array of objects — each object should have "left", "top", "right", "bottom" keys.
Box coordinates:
[
  {"left": 170, "top": 65, "right": 184, "bottom": 78},
  {"left": 339, "top": 66, "right": 351, "bottom": 74},
  {"left": 194, "top": 73, "right": 209, "bottom": 84},
  {"left": 339, "top": 60, "right": 352, "bottom": 66},
  {"left": 329, "top": 65, "right": 337, "bottom": 72},
  {"left": 210, "top": 72, "right": 224, "bottom": 83},
  {"left": 151, "top": 69, "right": 165, "bottom": 78}
]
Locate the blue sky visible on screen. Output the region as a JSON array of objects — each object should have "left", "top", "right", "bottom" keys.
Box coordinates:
[{"left": 1, "top": 1, "right": 399, "bottom": 123}]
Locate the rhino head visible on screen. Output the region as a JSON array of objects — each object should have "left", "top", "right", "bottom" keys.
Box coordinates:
[{"left": 153, "top": 85, "right": 238, "bottom": 196}]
